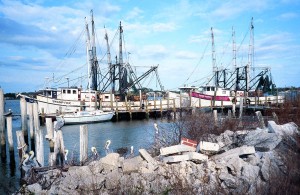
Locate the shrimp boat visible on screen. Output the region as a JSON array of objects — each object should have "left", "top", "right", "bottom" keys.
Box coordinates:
[
  {"left": 56, "top": 110, "right": 114, "bottom": 125},
  {"left": 33, "top": 10, "right": 163, "bottom": 115}
]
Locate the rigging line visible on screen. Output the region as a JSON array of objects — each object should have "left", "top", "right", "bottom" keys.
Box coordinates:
[
  {"left": 216, "top": 35, "right": 232, "bottom": 68},
  {"left": 183, "top": 41, "right": 209, "bottom": 84},
  {"left": 53, "top": 63, "right": 87, "bottom": 83}
]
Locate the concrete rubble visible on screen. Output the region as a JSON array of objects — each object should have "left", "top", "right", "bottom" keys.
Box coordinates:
[{"left": 17, "top": 120, "right": 300, "bottom": 195}]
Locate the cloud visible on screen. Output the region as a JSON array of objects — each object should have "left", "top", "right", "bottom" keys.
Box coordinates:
[
  {"left": 277, "top": 12, "right": 299, "bottom": 20},
  {"left": 125, "top": 7, "right": 143, "bottom": 20}
]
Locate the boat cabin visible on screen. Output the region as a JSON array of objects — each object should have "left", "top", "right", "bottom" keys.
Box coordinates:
[{"left": 199, "top": 85, "right": 230, "bottom": 96}]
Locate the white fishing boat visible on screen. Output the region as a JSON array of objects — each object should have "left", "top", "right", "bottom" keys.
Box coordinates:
[{"left": 56, "top": 110, "right": 114, "bottom": 125}]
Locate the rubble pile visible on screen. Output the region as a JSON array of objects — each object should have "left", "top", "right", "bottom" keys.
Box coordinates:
[{"left": 18, "top": 121, "right": 299, "bottom": 194}]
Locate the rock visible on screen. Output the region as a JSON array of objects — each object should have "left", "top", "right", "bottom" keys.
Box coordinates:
[
  {"left": 122, "top": 156, "right": 143, "bottom": 173},
  {"left": 105, "top": 169, "right": 120, "bottom": 190},
  {"left": 27, "top": 183, "right": 42, "bottom": 193},
  {"left": 99, "top": 153, "right": 120, "bottom": 172},
  {"left": 219, "top": 172, "right": 237, "bottom": 189},
  {"left": 268, "top": 121, "right": 299, "bottom": 136},
  {"left": 160, "top": 144, "right": 196, "bottom": 156},
  {"left": 241, "top": 164, "right": 260, "bottom": 182},
  {"left": 242, "top": 129, "right": 282, "bottom": 151},
  {"left": 212, "top": 146, "right": 255, "bottom": 161},
  {"left": 197, "top": 141, "right": 220, "bottom": 155}
]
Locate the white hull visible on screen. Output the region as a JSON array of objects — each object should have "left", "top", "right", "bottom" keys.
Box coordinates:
[{"left": 56, "top": 110, "right": 114, "bottom": 125}]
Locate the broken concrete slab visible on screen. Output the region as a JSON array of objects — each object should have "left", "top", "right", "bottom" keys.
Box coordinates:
[
  {"left": 212, "top": 146, "right": 255, "bottom": 161},
  {"left": 99, "top": 153, "right": 120, "bottom": 172},
  {"left": 139, "top": 149, "right": 158, "bottom": 168},
  {"left": 162, "top": 154, "right": 190, "bottom": 163},
  {"left": 122, "top": 156, "right": 143, "bottom": 174},
  {"left": 160, "top": 144, "right": 196, "bottom": 156},
  {"left": 183, "top": 152, "right": 208, "bottom": 163},
  {"left": 197, "top": 141, "right": 220, "bottom": 155}
]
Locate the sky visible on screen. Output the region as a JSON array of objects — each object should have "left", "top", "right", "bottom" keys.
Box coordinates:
[{"left": 0, "top": 0, "right": 299, "bottom": 93}]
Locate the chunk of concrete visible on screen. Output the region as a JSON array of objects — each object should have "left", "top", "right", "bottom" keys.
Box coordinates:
[
  {"left": 99, "top": 153, "right": 120, "bottom": 171},
  {"left": 197, "top": 141, "right": 220, "bottom": 154},
  {"left": 122, "top": 156, "right": 143, "bottom": 174},
  {"left": 243, "top": 129, "right": 281, "bottom": 151},
  {"left": 212, "top": 146, "right": 255, "bottom": 161},
  {"left": 139, "top": 149, "right": 158, "bottom": 168},
  {"left": 162, "top": 154, "right": 190, "bottom": 163},
  {"left": 183, "top": 152, "right": 208, "bottom": 163},
  {"left": 268, "top": 121, "right": 299, "bottom": 136},
  {"left": 160, "top": 144, "right": 196, "bottom": 156}
]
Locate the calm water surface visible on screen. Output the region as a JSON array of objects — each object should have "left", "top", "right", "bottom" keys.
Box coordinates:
[{"left": 0, "top": 100, "right": 172, "bottom": 193}]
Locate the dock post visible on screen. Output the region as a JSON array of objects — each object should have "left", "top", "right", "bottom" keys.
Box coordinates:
[
  {"left": 110, "top": 90, "right": 113, "bottom": 110},
  {"left": 125, "top": 96, "right": 128, "bottom": 111},
  {"left": 145, "top": 100, "right": 149, "bottom": 119},
  {"left": 16, "top": 130, "right": 27, "bottom": 163},
  {"left": 199, "top": 98, "right": 201, "bottom": 108},
  {"left": 272, "top": 112, "right": 279, "bottom": 124},
  {"left": 33, "top": 102, "right": 40, "bottom": 132},
  {"left": 256, "top": 111, "right": 265, "bottom": 129},
  {"left": 160, "top": 99, "right": 163, "bottom": 117},
  {"left": 227, "top": 110, "right": 232, "bottom": 118},
  {"left": 27, "top": 102, "right": 34, "bottom": 143},
  {"left": 0, "top": 88, "right": 5, "bottom": 159},
  {"left": 239, "top": 97, "right": 243, "bottom": 119},
  {"left": 213, "top": 110, "right": 218, "bottom": 126},
  {"left": 35, "top": 129, "right": 44, "bottom": 167},
  {"left": 80, "top": 125, "right": 88, "bottom": 164},
  {"left": 41, "top": 108, "right": 45, "bottom": 126},
  {"left": 20, "top": 98, "right": 28, "bottom": 143},
  {"left": 54, "top": 130, "right": 65, "bottom": 166},
  {"left": 115, "top": 100, "right": 119, "bottom": 121},
  {"left": 154, "top": 93, "right": 157, "bottom": 110},
  {"left": 129, "top": 101, "right": 132, "bottom": 120},
  {"left": 232, "top": 104, "right": 236, "bottom": 118},
  {"left": 179, "top": 92, "right": 182, "bottom": 109},
  {"left": 6, "top": 116, "right": 13, "bottom": 152},
  {"left": 173, "top": 99, "right": 176, "bottom": 119},
  {"left": 167, "top": 98, "right": 170, "bottom": 109},
  {"left": 139, "top": 90, "right": 142, "bottom": 108},
  {"left": 46, "top": 118, "right": 54, "bottom": 152}
]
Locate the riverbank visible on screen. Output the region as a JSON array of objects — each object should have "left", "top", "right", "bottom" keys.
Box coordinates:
[{"left": 16, "top": 120, "right": 300, "bottom": 194}]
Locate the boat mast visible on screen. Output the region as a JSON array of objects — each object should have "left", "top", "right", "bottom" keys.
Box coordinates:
[
  {"left": 85, "top": 17, "right": 92, "bottom": 90},
  {"left": 90, "top": 10, "right": 98, "bottom": 91},
  {"left": 232, "top": 26, "right": 237, "bottom": 91},
  {"left": 247, "top": 17, "right": 254, "bottom": 92},
  {"left": 118, "top": 21, "right": 125, "bottom": 95},
  {"left": 211, "top": 27, "right": 217, "bottom": 87},
  {"left": 104, "top": 27, "right": 114, "bottom": 93}
]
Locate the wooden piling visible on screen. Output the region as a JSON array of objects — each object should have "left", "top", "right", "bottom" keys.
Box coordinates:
[
  {"left": 115, "top": 100, "right": 119, "bottom": 121},
  {"left": 228, "top": 110, "right": 232, "bottom": 118},
  {"left": 272, "top": 112, "right": 279, "bottom": 124},
  {"left": 160, "top": 99, "right": 162, "bottom": 116},
  {"left": 46, "top": 118, "right": 54, "bottom": 152},
  {"left": 6, "top": 116, "right": 13, "bottom": 152},
  {"left": 129, "top": 101, "right": 132, "bottom": 120},
  {"left": 213, "top": 110, "right": 218, "bottom": 126},
  {"left": 54, "top": 130, "right": 65, "bottom": 166},
  {"left": 256, "top": 111, "right": 265, "bottom": 129},
  {"left": 27, "top": 102, "right": 34, "bottom": 140},
  {"left": 239, "top": 97, "right": 244, "bottom": 119},
  {"left": 35, "top": 129, "right": 44, "bottom": 167},
  {"left": 20, "top": 98, "right": 28, "bottom": 140},
  {"left": 16, "top": 130, "right": 27, "bottom": 162},
  {"left": 139, "top": 90, "right": 142, "bottom": 108},
  {"left": 232, "top": 104, "right": 236, "bottom": 117},
  {"left": 145, "top": 100, "right": 149, "bottom": 119},
  {"left": 33, "top": 102, "right": 40, "bottom": 132},
  {"left": 0, "top": 88, "right": 5, "bottom": 156},
  {"left": 154, "top": 93, "right": 157, "bottom": 110},
  {"left": 80, "top": 125, "right": 88, "bottom": 163}
]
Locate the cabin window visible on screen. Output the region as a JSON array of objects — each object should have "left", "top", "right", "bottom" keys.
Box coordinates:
[
  {"left": 207, "top": 87, "right": 210, "bottom": 91},
  {"left": 105, "top": 95, "right": 109, "bottom": 99},
  {"left": 73, "top": 90, "right": 77, "bottom": 94},
  {"left": 211, "top": 87, "right": 215, "bottom": 91},
  {"left": 67, "top": 90, "right": 71, "bottom": 94},
  {"left": 63, "top": 90, "right": 66, "bottom": 94}
]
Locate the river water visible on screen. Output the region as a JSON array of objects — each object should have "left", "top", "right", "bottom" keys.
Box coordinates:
[{"left": 0, "top": 100, "right": 172, "bottom": 193}]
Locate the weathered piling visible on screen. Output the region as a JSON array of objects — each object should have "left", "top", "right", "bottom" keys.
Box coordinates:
[
  {"left": 46, "top": 118, "right": 54, "bottom": 152},
  {"left": 239, "top": 97, "right": 244, "bottom": 119},
  {"left": 35, "top": 129, "right": 44, "bottom": 167},
  {"left": 0, "top": 88, "right": 5, "bottom": 157},
  {"left": 6, "top": 116, "right": 13, "bottom": 152},
  {"left": 213, "top": 110, "right": 218, "bottom": 126},
  {"left": 255, "top": 111, "right": 266, "bottom": 129},
  {"left": 80, "top": 125, "right": 88, "bottom": 163},
  {"left": 54, "top": 130, "right": 65, "bottom": 166},
  {"left": 33, "top": 102, "right": 40, "bottom": 132},
  {"left": 232, "top": 104, "right": 236, "bottom": 117},
  {"left": 228, "top": 110, "right": 232, "bottom": 118},
  {"left": 27, "top": 102, "right": 34, "bottom": 150},
  {"left": 16, "top": 130, "right": 27, "bottom": 162},
  {"left": 20, "top": 98, "right": 28, "bottom": 142},
  {"left": 272, "top": 112, "right": 279, "bottom": 124}
]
